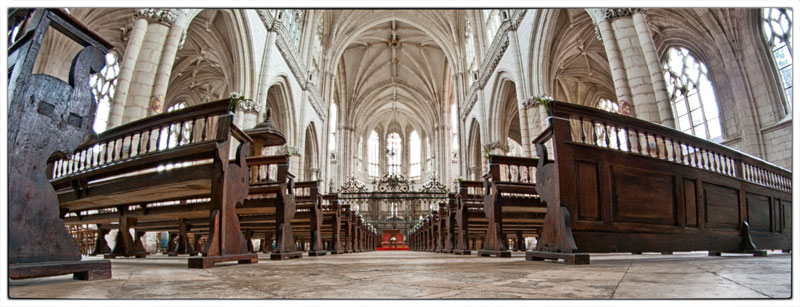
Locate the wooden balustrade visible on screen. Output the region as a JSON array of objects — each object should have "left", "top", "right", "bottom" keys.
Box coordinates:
[{"left": 526, "top": 101, "right": 792, "bottom": 265}]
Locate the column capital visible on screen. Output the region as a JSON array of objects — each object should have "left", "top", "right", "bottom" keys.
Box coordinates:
[
  {"left": 236, "top": 99, "right": 263, "bottom": 115},
  {"left": 602, "top": 8, "right": 647, "bottom": 21},
  {"left": 134, "top": 9, "right": 178, "bottom": 26}
]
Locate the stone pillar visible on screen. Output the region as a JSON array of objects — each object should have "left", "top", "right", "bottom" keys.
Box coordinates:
[
  {"left": 108, "top": 14, "right": 148, "bottom": 128},
  {"left": 149, "top": 9, "right": 188, "bottom": 117},
  {"left": 601, "top": 8, "right": 660, "bottom": 123},
  {"left": 256, "top": 28, "right": 279, "bottom": 122},
  {"left": 632, "top": 11, "right": 674, "bottom": 128},
  {"left": 237, "top": 100, "right": 263, "bottom": 129},
  {"left": 122, "top": 9, "right": 177, "bottom": 124},
  {"left": 596, "top": 16, "right": 634, "bottom": 114}
]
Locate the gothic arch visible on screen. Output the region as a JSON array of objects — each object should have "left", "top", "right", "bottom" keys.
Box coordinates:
[
  {"left": 166, "top": 9, "right": 254, "bottom": 107},
  {"left": 466, "top": 119, "right": 482, "bottom": 180},
  {"left": 264, "top": 76, "right": 297, "bottom": 145},
  {"left": 303, "top": 122, "right": 320, "bottom": 180}
]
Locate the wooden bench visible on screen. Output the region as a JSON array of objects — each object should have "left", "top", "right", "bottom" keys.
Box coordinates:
[
  {"left": 240, "top": 154, "right": 303, "bottom": 260},
  {"left": 527, "top": 101, "right": 792, "bottom": 264},
  {"left": 442, "top": 196, "right": 458, "bottom": 253},
  {"left": 478, "top": 155, "right": 547, "bottom": 257},
  {"left": 320, "top": 194, "right": 345, "bottom": 254},
  {"left": 452, "top": 180, "right": 487, "bottom": 255},
  {"left": 8, "top": 8, "right": 114, "bottom": 280},
  {"left": 292, "top": 181, "right": 328, "bottom": 256},
  {"left": 50, "top": 98, "right": 258, "bottom": 268}
]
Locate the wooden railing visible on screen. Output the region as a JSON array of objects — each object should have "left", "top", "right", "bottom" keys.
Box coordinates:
[
  {"left": 49, "top": 99, "right": 242, "bottom": 183},
  {"left": 559, "top": 102, "right": 791, "bottom": 192},
  {"left": 487, "top": 155, "right": 539, "bottom": 184}
]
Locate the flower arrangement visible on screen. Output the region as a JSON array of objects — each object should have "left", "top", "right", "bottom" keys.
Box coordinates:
[
  {"left": 533, "top": 95, "right": 554, "bottom": 108},
  {"left": 229, "top": 91, "right": 253, "bottom": 111}
]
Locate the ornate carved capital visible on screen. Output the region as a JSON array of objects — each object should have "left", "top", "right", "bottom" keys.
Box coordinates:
[
  {"left": 236, "top": 99, "right": 262, "bottom": 114},
  {"left": 279, "top": 145, "right": 300, "bottom": 156},
  {"left": 134, "top": 9, "right": 178, "bottom": 26},
  {"left": 177, "top": 28, "right": 187, "bottom": 50},
  {"left": 483, "top": 142, "right": 509, "bottom": 153},
  {"left": 594, "top": 25, "right": 603, "bottom": 43},
  {"left": 521, "top": 97, "right": 538, "bottom": 109},
  {"left": 602, "top": 8, "right": 647, "bottom": 21}
]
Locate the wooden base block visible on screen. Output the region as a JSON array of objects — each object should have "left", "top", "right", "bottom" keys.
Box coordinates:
[
  {"left": 631, "top": 252, "right": 643, "bottom": 255},
  {"left": 709, "top": 250, "right": 767, "bottom": 257},
  {"left": 9, "top": 260, "right": 111, "bottom": 280},
  {"left": 187, "top": 254, "right": 258, "bottom": 269},
  {"left": 104, "top": 252, "right": 147, "bottom": 259},
  {"left": 478, "top": 250, "right": 512, "bottom": 258},
  {"left": 526, "top": 251, "right": 590, "bottom": 265},
  {"left": 661, "top": 251, "right": 674, "bottom": 255},
  {"left": 330, "top": 250, "right": 345, "bottom": 254},
  {"left": 270, "top": 251, "right": 303, "bottom": 260},
  {"left": 168, "top": 252, "right": 199, "bottom": 257},
  {"left": 453, "top": 250, "right": 472, "bottom": 255},
  {"left": 308, "top": 250, "right": 328, "bottom": 256},
  {"left": 782, "top": 249, "right": 791, "bottom": 253}
]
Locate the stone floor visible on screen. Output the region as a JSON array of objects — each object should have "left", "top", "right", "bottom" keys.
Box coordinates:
[{"left": 7, "top": 250, "right": 792, "bottom": 299}]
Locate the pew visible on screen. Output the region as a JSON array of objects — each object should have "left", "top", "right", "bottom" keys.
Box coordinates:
[
  {"left": 50, "top": 98, "right": 258, "bottom": 268},
  {"left": 453, "top": 180, "right": 487, "bottom": 255},
  {"left": 8, "top": 8, "right": 114, "bottom": 280},
  {"left": 321, "top": 194, "right": 345, "bottom": 254},
  {"left": 478, "top": 155, "right": 547, "bottom": 257},
  {"left": 443, "top": 196, "right": 458, "bottom": 253},
  {"left": 526, "top": 101, "right": 792, "bottom": 264}
]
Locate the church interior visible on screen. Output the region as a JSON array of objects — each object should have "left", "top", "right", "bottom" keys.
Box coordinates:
[{"left": 4, "top": 5, "right": 797, "bottom": 303}]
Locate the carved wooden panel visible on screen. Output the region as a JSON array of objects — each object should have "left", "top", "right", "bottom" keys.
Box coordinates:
[
  {"left": 782, "top": 200, "right": 791, "bottom": 233},
  {"left": 684, "top": 179, "right": 697, "bottom": 227},
  {"left": 703, "top": 183, "right": 740, "bottom": 230},
  {"left": 575, "top": 160, "right": 600, "bottom": 221},
  {"left": 746, "top": 193, "right": 771, "bottom": 232},
  {"left": 610, "top": 165, "right": 676, "bottom": 225}
]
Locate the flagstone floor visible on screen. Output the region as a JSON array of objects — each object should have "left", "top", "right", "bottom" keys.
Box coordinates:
[{"left": 8, "top": 250, "right": 792, "bottom": 299}]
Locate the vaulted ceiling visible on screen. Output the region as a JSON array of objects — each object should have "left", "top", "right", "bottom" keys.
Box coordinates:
[{"left": 332, "top": 16, "right": 457, "bottom": 139}]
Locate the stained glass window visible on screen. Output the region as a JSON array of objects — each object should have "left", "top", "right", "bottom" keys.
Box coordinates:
[
  {"left": 663, "top": 47, "right": 722, "bottom": 140},
  {"left": 409, "top": 131, "right": 421, "bottom": 178},
  {"left": 387, "top": 132, "right": 402, "bottom": 175},
  {"left": 762, "top": 8, "right": 793, "bottom": 112},
  {"left": 368, "top": 130, "right": 379, "bottom": 177},
  {"left": 90, "top": 52, "right": 120, "bottom": 133}
]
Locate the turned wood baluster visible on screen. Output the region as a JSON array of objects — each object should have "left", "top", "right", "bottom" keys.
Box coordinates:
[{"left": 579, "top": 116, "right": 586, "bottom": 143}]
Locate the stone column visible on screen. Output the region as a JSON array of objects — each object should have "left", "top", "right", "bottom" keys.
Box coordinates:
[
  {"left": 256, "top": 29, "right": 279, "bottom": 123},
  {"left": 632, "top": 11, "right": 674, "bottom": 128},
  {"left": 122, "top": 9, "right": 177, "bottom": 124},
  {"left": 237, "top": 100, "right": 263, "bottom": 129},
  {"left": 596, "top": 16, "right": 634, "bottom": 114},
  {"left": 108, "top": 13, "right": 149, "bottom": 128},
  {"left": 149, "top": 9, "right": 188, "bottom": 117},
  {"left": 601, "top": 8, "right": 660, "bottom": 123}
]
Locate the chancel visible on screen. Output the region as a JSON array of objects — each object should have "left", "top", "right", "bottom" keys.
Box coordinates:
[{"left": 5, "top": 6, "right": 795, "bottom": 301}]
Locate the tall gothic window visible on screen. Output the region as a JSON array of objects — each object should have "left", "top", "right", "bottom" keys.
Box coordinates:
[
  {"left": 598, "top": 98, "right": 620, "bottom": 113},
  {"left": 284, "top": 10, "right": 304, "bottom": 48},
  {"left": 328, "top": 102, "right": 337, "bottom": 151},
  {"left": 386, "top": 132, "right": 402, "bottom": 175},
  {"left": 450, "top": 102, "right": 459, "bottom": 164},
  {"left": 368, "top": 130, "right": 379, "bottom": 177},
  {"left": 357, "top": 136, "right": 363, "bottom": 174},
  {"left": 482, "top": 10, "right": 503, "bottom": 47},
  {"left": 167, "top": 102, "right": 186, "bottom": 112},
  {"left": 90, "top": 52, "right": 120, "bottom": 133},
  {"left": 409, "top": 131, "right": 421, "bottom": 179},
  {"left": 762, "top": 8, "right": 793, "bottom": 111},
  {"left": 464, "top": 19, "right": 476, "bottom": 80},
  {"left": 663, "top": 47, "right": 722, "bottom": 141}
]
